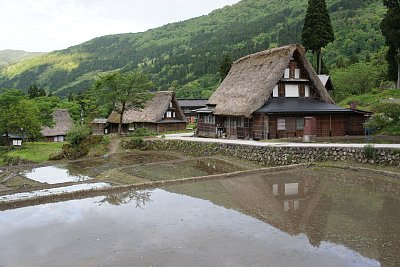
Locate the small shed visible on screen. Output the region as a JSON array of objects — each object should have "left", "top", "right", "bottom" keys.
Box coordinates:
[
  {"left": 41, "top": 109, "right": 74, "bottom": 142},
  {"left": 177, "top": 99, "right": 208, "bottom": 123},
  {"left": 91, "top": 118, "right": 109, "bottom": 135},
  {"left": 1, "top": 133, "right": 25, "bottom": 146}
]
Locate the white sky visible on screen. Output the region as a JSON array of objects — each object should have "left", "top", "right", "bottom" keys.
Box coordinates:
[{"left": 0, "top": 0, "right": 240, "bottom": 52}]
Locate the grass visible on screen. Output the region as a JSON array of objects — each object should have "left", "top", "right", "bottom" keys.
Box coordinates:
[
  {"left": 5, "top": 142, "right": 64, "bottom": 163},
  {"left": 159, "top": 129, "right": 195, "bottom": 135},
  {"left": 338, "top": 89, "right": 400, "bottom": 111}
]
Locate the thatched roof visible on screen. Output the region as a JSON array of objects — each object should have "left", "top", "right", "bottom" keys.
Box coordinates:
[
  {"left": 41, "top": 109, "right": 74, "bottom": 137},
  {"left": 207, "top": 44, "right": 334, "bottom": 118},
  {"left": 107, "top": 91, "right": 185, "bottom": 124}
]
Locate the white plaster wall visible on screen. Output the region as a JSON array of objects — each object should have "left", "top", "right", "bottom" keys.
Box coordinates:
[
  {"left": 305, "top": 85, "right": 310, "bottom": 97},
  {"left": 295, "top": 69, "right": 300, "bottom": 78},
  {"left": 285, "top": 84, "right": 299, "bottom": 97},
  {"left": 284, "top": 68, "right": 290, "bottom": 78},
  {"left": 273, "top": 85, "right": 278, "bottom": 97}
]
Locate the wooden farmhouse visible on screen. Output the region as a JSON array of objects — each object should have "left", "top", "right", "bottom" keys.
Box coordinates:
[
  {"left": 41, "top": 109, "right": 74, "bottom": 142},
  {"left": 197, "top": 44, "right": 369, "bottom": 140},
  {"left": 107, "top": 91, "right": 186, "bottom": 134}
]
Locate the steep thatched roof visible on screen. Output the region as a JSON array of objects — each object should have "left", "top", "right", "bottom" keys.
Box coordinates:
[
  {"left": 207, "top": 44, "right": 334, "bottom": 118},
  {"left": 107, "top": 91, "right": 185, "bottom": 124},
  {"left": 41, "top": 109, "right": 74, "bottom": 137}
]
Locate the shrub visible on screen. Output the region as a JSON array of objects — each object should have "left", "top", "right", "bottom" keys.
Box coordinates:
[
  {"left": 365, "top": 100, "right": 400, "bottom": 134},
  {"left": 363, "top": 144, "right": 377, "bottom": 160},
  {"left": 130, "top": 128, "right": 156, "bottom": 137},
  {"left": 130, "top": 137, "right": 146, "bottom": 149},
  {"left": 67, "top": 125, "right": 92, "bottom": 146},
  {"left": 1, "top": 155, "right": 34, "bottom": 166}
]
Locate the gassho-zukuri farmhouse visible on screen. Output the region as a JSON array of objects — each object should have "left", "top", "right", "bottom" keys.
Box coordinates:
[{"left": 196, "top": 44, "right": 370, "bottom": 140}]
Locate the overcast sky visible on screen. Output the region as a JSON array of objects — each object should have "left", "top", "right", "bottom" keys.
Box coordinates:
[{"left": 0, "top": 0, "right": 240, "bottom": 52}]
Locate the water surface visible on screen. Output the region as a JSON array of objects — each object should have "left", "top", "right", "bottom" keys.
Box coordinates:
[{"left": 1, "top": 168, "right": 399, "bottom": 267}]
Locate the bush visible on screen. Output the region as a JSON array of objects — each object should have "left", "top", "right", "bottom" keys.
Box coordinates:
[
  {"left": 1, "top": 155, "right": 34, "bottom": 166},
  {"left": 130, "top": 128, "right": 156, "bottom": 137},
  {"left": 67, "top": 125, "right": 92, "bottom": 146},
  {"left": 363, "top": 144, "right": 377, "bottom": 160},
  {"left": 122, "top": 137, "right": 148, "bottom": 150},
  {"left": 365, "top": 100, "right": 400, "bottom": 134}
]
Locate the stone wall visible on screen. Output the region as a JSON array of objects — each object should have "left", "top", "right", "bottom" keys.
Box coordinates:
[{"left": 146, "top": 140, "right": 400, "bottom": 167}]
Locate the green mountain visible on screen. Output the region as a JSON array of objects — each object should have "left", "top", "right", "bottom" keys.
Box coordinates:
[
  {"left": 0, "top": 50, "right": 46, "bottom": 68},
  {"left": 0, "top": 0, "right": 386, "bottom": 98}
]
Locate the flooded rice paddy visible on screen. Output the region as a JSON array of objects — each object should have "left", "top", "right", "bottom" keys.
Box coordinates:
[
  {"left": 1, "top": 165, "right": 399, "bottom": 267},
  {"left": 22, "top": 166, "right": 92, "bottom": 184}
]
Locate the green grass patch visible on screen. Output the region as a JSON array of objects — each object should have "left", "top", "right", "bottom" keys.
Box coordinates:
[
  {"left": 6, "top": 142, "right": 64, "bottom": 163},
  {"left": 338, "top": 89, "right": 400, "bottom": 111},
  {"left": 160, "top": 129, "right": 195, "bottom": 135}
]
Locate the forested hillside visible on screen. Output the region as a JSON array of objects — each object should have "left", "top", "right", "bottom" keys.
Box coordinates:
[
  {"left": 0, "top": 50, "right": 46, "bottom": 68},
  {"left": 0, "top": 0, "right": 386, "bottom": 99}
]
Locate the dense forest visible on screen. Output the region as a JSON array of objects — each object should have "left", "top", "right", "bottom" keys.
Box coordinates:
[
  {"left": 0, "top": 50, "right": 46, "bottom": 68},
  {"left": 0, "top": 0, "right": 388, "bottom": 101}
]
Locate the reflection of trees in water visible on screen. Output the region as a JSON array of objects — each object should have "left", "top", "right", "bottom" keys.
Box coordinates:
[{"left": 99, "top": 190, "right": 152, "bottom": 208}]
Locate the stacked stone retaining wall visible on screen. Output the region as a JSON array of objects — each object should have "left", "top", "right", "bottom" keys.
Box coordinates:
[{"left": 145, "top": 140, "right": 400, "bottom": 167}]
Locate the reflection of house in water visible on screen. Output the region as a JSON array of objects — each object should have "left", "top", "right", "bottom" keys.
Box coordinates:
[
  {"left": 271, "top": 177, "right": 316, "bottom": 213},
  {"left": 218, "top": 174, "right": 329, "bottom": 239},
  {"left": 164, "top": 170, "right": 400, "bottom": 265}
]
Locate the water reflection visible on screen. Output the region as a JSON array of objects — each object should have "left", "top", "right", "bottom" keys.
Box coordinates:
[
  {"left": 0, "top": 188, "right": 379, "bottom": 267},
  {"left": 22, "top": 166, "right": 92, "bottom": 184},
  {"left": 167, "top": 169, "right": 400, "bottom": 266},
  {"left": 99, "top": 190, "right": 152, "bottom": 207}
]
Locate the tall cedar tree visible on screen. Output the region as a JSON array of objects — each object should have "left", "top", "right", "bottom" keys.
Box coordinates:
[
  {"left": 219, "top": 54, "right": 233, "bottom": 81},
  {"left": 93, "top": 71, "right": 154, "bottom": 135},
  {"left": 381, "top": 0, "right": 400, "bottom": 88},
  {"left": 301, "top": 0, "right": 334, "bottom": 74}
]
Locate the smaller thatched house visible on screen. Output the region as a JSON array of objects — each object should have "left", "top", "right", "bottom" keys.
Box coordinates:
[
  {"left": 107, "top": 91, "right": 186, "bottom": 134},
  {"left": 41, "top": 109, "right": 74, "bottom": 142}
]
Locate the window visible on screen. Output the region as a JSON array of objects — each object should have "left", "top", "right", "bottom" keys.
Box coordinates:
[
  {"left": 286, "top": 117, "right": 296, "bottom": 131},
  {"left": 277, "top": 118, "right": 286, "bottom": 130},
  {"left": 294, "top": 69, "right": 301, "bottom": 79},
  {"left": 296, "top": 117, "right": 305, "bottom": 130},
  {"left": 284, "top": 68, "right": 290, "bottom": 78},
  {"left": 169, "top": 102, "right": 173, "bottom": 108},
  {"left": 12, "top": 140, "right": 22, "bottom": 146},
  {"left": 204, "top": 115, "right": 215, "bottom": 124},
  {"left": 237, "top": 117, "right": 244, "bottom": 127},
  {"left": 166, "top": 111, "right": 172, "bottom": 118}
]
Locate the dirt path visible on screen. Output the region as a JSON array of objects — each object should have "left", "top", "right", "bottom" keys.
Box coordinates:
[{"left": 109, "top": 139, "right": 121, "bottom": 154}]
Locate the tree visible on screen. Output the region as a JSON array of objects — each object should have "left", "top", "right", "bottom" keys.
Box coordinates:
[
  {"left": 0, "top": 89, "right": 42, "bottom": 145},
  {"left": 380, "top": 0, "right": 400, "bottom": 88},
  {"left": 219, "top": 54, "right": 233, "bottom": 81},
  {"left": 301, "top": 0, "right": 334, "bottom": 74},
  {"left": 92, "top": 71, "right": 154, "bottom": 134},
  {"left": 27, "top": 84, "right": 46, "bottom": 98}
]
